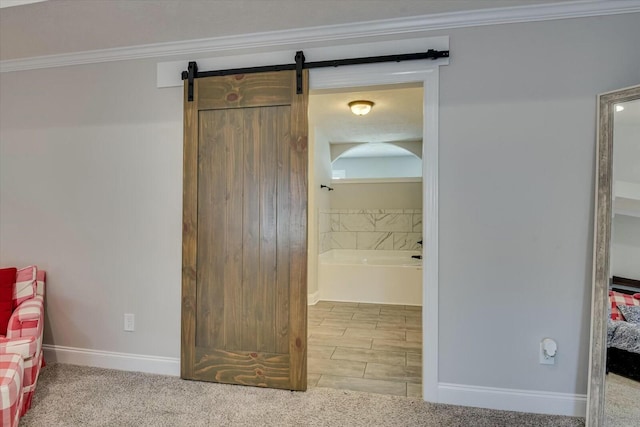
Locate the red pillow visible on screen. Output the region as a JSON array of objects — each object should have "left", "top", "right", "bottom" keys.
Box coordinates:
[
  {"left": 0, "top": 268, "right": 17, "bottom": 336},
  {"left": 609, "top": 290, "right": 640, "bottom": 321}
]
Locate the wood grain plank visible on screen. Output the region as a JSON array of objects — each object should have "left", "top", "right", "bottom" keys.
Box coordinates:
[
  {"left": 288, "top": 70, "right": 309, "bottom": 391},
  {"left": 194, "top": 348, "right": 290, "bottom": 389},
  {"left": 242, "top": 108, "right": 260, "bottom": 351},
  {"left": 181, "top": 79, "right": 198, "bottom": 379},
  {"left": 197, "top": 110, "right": 228, "bottom": 349},
  {"left": 258, "top": 107, "right": 278, "bottom": 353},
  {"left": 197, "top": 72, "right": 292, "bottom": 111},
  {"left": 275, "top": 106, "right": 291, "bottom": 355},
  {"left": 224, "top": 109, "right": 244, "bottom": 350},
  {"left": 183, "top": 70, "right": 308, "bottom": 391}
]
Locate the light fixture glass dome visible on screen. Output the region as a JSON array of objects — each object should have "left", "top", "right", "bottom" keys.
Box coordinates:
[{"left": 348, "top": 100, "right": 374, "bottom": 116}]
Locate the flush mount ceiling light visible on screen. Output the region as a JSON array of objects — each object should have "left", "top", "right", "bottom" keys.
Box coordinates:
[
  {"left": 615, "top": 105, "right": 625, "bottom": 112},
  {"left": 348, "top": 100, "right": 374, "bottom": 116}
]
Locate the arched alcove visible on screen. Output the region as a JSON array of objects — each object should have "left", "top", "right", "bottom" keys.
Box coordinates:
[{"left": 331, "top": 142, "right": 422, "bottom": 179}]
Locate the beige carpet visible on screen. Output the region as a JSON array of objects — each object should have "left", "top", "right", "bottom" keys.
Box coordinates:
[
  {"left": 20, "top": 364, "right": 584, "bottom": 426},
  {"left": 605, "top": 373, "right": 640, "bottom": 427}
]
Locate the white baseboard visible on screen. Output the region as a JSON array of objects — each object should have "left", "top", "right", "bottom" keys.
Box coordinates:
[
  {"left": 308, "top": 291, "right": 320, "bottom": 305},
  {"left": 438, "top": 382, "right": 586, "bottom": 417},
  {"left": 43, "top": 344, "right": 180, "bottom": 377},
  {"left": 41, "top": 345, "right": 586, "bottom": 417}
]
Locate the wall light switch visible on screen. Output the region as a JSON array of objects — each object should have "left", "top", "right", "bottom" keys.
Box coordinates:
[{"left": 124, "top": 313, "right": 135, "bottom": 332}]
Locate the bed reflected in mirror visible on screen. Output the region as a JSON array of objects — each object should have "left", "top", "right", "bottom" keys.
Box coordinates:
[
  {"left": 604, "top": 97, "right": 640, "bottom": 425},
  {"left": 587, "top": 86, "right": 640, "bottom": 427}
]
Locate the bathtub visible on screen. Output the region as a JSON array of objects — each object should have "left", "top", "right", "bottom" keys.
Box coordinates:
[{"left": 318, "top": 249, "right": 422, "bottom": 306}]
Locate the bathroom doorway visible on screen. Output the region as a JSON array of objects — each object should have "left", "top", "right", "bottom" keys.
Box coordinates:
[{"left": 306, "top": 83, "right": 424, "bottom": 397}]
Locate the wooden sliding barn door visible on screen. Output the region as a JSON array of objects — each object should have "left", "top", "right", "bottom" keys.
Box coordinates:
[{"left": 182, "top": 70, "right": 308, "bottom": 390}]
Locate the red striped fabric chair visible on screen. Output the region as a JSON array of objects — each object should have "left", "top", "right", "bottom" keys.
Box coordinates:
[
  {"left": 0, "top": 353, "right": 24, "bottom": 427},
  {"left": 0, "top": 266, "right": 45, "bottom": 417}
]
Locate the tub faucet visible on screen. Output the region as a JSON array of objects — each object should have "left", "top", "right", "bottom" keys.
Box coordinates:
[{"left": 417, "top": 240, "right": 422, "bottom": 246}]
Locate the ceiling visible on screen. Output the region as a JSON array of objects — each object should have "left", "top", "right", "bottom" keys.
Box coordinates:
[
  {"left": 309, "top": 85, "right": 423, "bottom": 158},
  {"left": 0, "top": 0, "right": 572, "bottom": 61}
]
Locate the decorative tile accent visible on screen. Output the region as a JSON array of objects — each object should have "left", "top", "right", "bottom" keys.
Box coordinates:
[
  {"left": 330, "top": 214, "right": 340, "bottom": 232},
  {"left": 340, "top": 213, "right": 375, "bottom": 231},
  {"left": 393, "top": 232, "right": 422, "bottom": 250},
  {"left": 330, "top": 232, "right": 357, "bottom": 249},
  {"left": 412, "top": 214, "right": 422, "bottom": 232},
  {"left": 357, "top": 232, "right": 393, "bottom": 250},
  {"left": 374, "top": 213, "right": 412, "bottom": 232},
  {"left": 319, "top": 212, "right": 331, "bottom": 233},
  {"left": 321, "top": 209, "right": 423, "bottom": 251},
  {"left": 319, "top": 232, "right": 332, "bottom": 253}
]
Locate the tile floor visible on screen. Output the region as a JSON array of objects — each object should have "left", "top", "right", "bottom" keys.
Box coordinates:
[{"left": 307, "top": 300, "right": 422, "bottom": 398}]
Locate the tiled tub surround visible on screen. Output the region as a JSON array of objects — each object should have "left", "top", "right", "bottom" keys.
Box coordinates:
[
  {"left": 319, "top": 250, "right": 422, "bottom": 305},
  {"left": 319, "top": 209, "right": 422, "bottom": 253},
  {"left": 308, "top": 301, "right": 422, "bottom": 398}
]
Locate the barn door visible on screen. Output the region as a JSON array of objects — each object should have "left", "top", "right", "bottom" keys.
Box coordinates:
[{"left": 181, "top": 70, "right": 308, "bottom": 390}]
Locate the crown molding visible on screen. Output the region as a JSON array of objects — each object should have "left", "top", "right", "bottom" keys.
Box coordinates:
[
  {"left": 2, "top": 0, "right": 639, "bottom": 73},
  {"left": 0, "top": 0, "right": 47, "bottom": 8}
]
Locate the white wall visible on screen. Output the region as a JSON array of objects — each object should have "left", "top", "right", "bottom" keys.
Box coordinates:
[
  {"left": 612, "top": 215, "right": 640, "bottom": 280},
  {"left": 307, "top": 125, "right": 332, "bottom": 298},
  {"left": 0, "top": 59, "right": 183, "bottom": 357},
  {"left": 436, "top": 14, "right": 640, "bottom": 393},
  {"left": 1, "top": 11, "right": 640, "bottom": 404}
]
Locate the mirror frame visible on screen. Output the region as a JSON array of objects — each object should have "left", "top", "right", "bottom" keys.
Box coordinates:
[{"left": 587, "top": 84, "right": 640, "bottom": 426}]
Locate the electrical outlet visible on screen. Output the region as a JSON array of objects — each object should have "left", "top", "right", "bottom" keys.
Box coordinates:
[
  {"left": 124, "top": 313, "right": 135, "bottom": 332},
  {"left": 539, "top": 341, "right": 555, "bottom": 365}
]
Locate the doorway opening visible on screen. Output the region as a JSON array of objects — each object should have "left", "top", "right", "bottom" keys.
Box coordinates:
[{"left": 307, "top": 83, "right": 424, "bottom": 397}]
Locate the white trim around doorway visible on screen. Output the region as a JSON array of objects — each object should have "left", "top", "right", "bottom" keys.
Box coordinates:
[
  {"left": 156, "top": 34, "right": 448, "bottom": 404},
  {"left": 308, "top": 45, "right": 447, "bottom": 402}
]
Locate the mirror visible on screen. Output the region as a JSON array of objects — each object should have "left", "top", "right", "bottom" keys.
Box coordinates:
[{"left": 587, "top": 85, "right": 640, "bottom": 426}]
